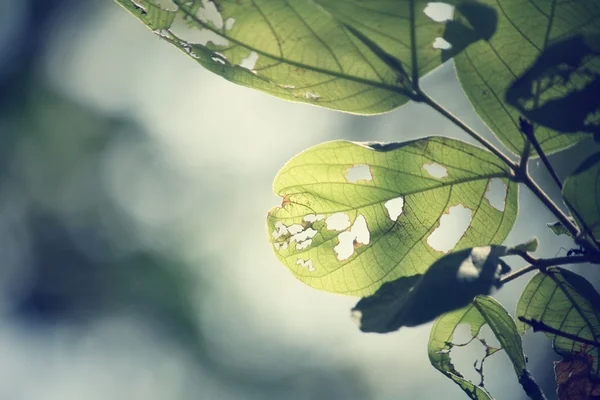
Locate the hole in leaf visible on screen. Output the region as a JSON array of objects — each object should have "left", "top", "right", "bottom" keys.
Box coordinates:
[
  {"left": 384, "top": 197, "right": 405, "bottom": 221},
  {"left": 346, "top": 164, "right": 372, "bottom": 183},
  {"left": 326, "top": 213, "right": 351, "bottom": 231},
  {"left": 485, "top": 178, "right": 507, "bottom": 212},
  {"left": 423, "top": 162, "right": 448, "bottom": 178},
  {"left": 334, "top": 215, "right": 370, "bottom": 261},
  {"left": 272, "top": 221, "right": 288, "bottom": 239},
  {"left": 296, "top": 258, "right": 315, "bottom": 272},
  {"left": 433, "top": 37, "right": 452, "bottom": 50},
  {"left": 296, "top": 239, "right": 312, "bottom": 250},
  {"left": 154, "top": 0, "right": 177, "bottom": 9},
  {"left": 427, "top": 204, "right": 473, "bottom": 253},
  {"left": 478, "top": 325, "right": 501, "bottom": 350},
  {"left": 423, "top": 2, "right": 454, "bottom": 22},
  {"left": 224, "top": 17, "right": 235, "bottom": 30},
  {"left": 287, "top": 224, "right": 304, "bottom": 235},
  {"left": 240, "top": 51, "right": 259, "bottom": 70},
  {"left": 291, "top": 228, "right": 318, "bottom": 250},
  {"left": 211, "top": 56, "right": 226, "bottom": 64},
  {"left": 450, "top": 336, "right": 488, "bottom": 385},
  {"left": 196, "top": 0, "right": 224, "bottom": 29},
  {"left": 304, "top": 214, "right": 325, "bottom": 223},
  {"left": 170, "top": 15, "right": 229, "bottom": 47},
  {"left": 305, "top": 92, "right": 321, "bottom": 101}
]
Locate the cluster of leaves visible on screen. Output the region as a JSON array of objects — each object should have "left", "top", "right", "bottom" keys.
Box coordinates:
[{"left": 116, "top": 0, "right": 600, "bottom": 399}]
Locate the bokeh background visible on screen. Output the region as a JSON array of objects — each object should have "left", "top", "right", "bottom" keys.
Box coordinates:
[{"left": 0, "top": 1, "right": 598, "bottom": 399}]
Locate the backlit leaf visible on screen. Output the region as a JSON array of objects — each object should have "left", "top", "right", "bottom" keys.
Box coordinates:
[
  {"left": 563, "top": 152, "right": 600, "bottom": 243},
  {"left": 116, "top": 0, "right": 494, "bottom": 114},
  {"left": 516, "top": 267, "right": 600, "bottom": 378},
  {"left": 428, "top": 296, "right": 528, "bottom": 400},
  {"left": 454, "top": 0, "right": 598, "bottom": 156},
  {"left": 267, "top": 138, "right": 518, "bottom": 296}
]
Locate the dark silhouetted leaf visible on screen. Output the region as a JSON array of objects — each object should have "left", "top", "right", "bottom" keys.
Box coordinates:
[{"left": 352, "top": 246, "right": 510, "bottom": 332}]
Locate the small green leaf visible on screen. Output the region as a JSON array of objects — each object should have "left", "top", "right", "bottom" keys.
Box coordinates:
[
  {"left": 115, "top": 0, "right": 495, "bottom": 114},
  {"left": 547, "top": 220, "right": 575, "bottom": 238},
  {"left": 516, "top": 267, "right": 600, "bottom": 378},
  {"left": 267, "top": 138, "right": 518, "bottom": 296},
  {"left": 563, "top": 152, "right": 600, "bottom": 242},
  {"left": 506, "top": 238, "right": 539, "bottom": 255},
  {"left": 352, "top": 246, "right": 510, "bottom": 333},
  {"left": 454, "top": 0, "right": 598, "bottom": 156},
  {"left": 428, "top": 296, "right": 528, "bottom": 400}
]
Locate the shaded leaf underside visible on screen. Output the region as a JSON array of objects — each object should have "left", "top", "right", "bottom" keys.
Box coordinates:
[
  {"left": 267, "top": 138, "right": 517, "bottom": 296},
  {"left": 454, "top": 0, "right": 599, "bottom": 156}
]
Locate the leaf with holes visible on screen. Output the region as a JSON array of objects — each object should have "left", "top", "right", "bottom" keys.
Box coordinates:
[
  {"left": 115, "top": 0, "right": 495, "bottom": 115},
  {"left": 267, "top": 137, "right": 518, "bottom": 296},
  {"left": 453, "top": 0, "right": 599, "bottom": 156},
  {"left": 516, "top": 267, "right": 600, "bottom": 377},
  {"left": 428, "top": 296, "right": 528, "bottom": 400},
  {"left": 563, "top": 152, "right": 600, "bottom": 243},
  {"left": 353, "top": 246, "right": 510, "bottom": 333}
]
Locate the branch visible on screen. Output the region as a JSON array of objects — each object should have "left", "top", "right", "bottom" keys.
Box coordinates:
[
  {"left": 417, "top": 91, "right": 518, "bottom": 170},
  {"left": 519, "top": 117, "right": 563, "bottom": 191},
  {"left": 518, "top": 317, "right": 600, "bottom": 348},
  {"left": 500, "top": 255, "right": 590, "bottom": 285}
]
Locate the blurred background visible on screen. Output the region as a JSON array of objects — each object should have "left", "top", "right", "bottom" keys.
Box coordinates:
[{"left": 0, "top": 1, "right": 598, "bottom": 399}]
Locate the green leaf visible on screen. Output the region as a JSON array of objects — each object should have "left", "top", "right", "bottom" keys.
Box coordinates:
[
  {"left": 115, "top": 0, "right": 493, "bottom": 115},
  {"left": 563, "top": 152, "right": 600, "bottom": 242},
  {"left": 547, "top": 220, "right": 575, "bottom": 238},
  {"left": 506, "top": 237, "right": 539, "bottom": 255},
  {"left": 516, "top": 267, "right": 600, "bottom": 377},
  {"left": 352, "top": 246, "right": 510, "bottom": 333},
  {"left": 454, "top": 0, "right": 598, "bottom": 156},
  {"left": 505, "top": 34, "right": 600, "bottom": 139},
  {"left": 267, "top": 137, "right": 518, "bottom": 296},
  {"left": 428, "top": 296, "right": 527, "bottom": 400}
]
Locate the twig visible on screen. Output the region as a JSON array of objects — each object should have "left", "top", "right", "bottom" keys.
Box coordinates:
[
  {"left": 518, "top": 317, "right": 600, "bottom": 348},
  {"left": 417, "top": 91, "right": 518, "bottom": 170},
  {"left": 519, "top": 117, "right": 563, "bottom": 191},
  {"left": 500, "top": 255, "right": 590, "bottom": 284},
  {"left": 409, "top": 0, "right": 419, "bottom": 89}
]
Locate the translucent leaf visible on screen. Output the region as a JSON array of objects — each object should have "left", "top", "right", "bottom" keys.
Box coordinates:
[
  {"left": 506, "top": 237, "right": 539, "bottom": 254},
  {"left": 352, "top": 246, "right": 510, "bottom": 333},
  {"left": 453, "top": 0, "right": 598, "bottom": 156},
  {"left": 563, "top": 152, "right": 600, "bottom": 242},
  {"left": 516, "top": 267, "right": 600, "bottom": 378},
  {"left": 505, "top": 34, "right": 600, "bottom": 139},
  {"left": 428, "top": 296, "right": 527, "bottom": 400},
  {"left": 115, "top": 0, "right": 495, "bottom": 115},
  {"left": 547, "top": 220, "right": 575, "bottom": 238},
  {"left": 267, "top": 138, "right": 518, "bottom": 296}
]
